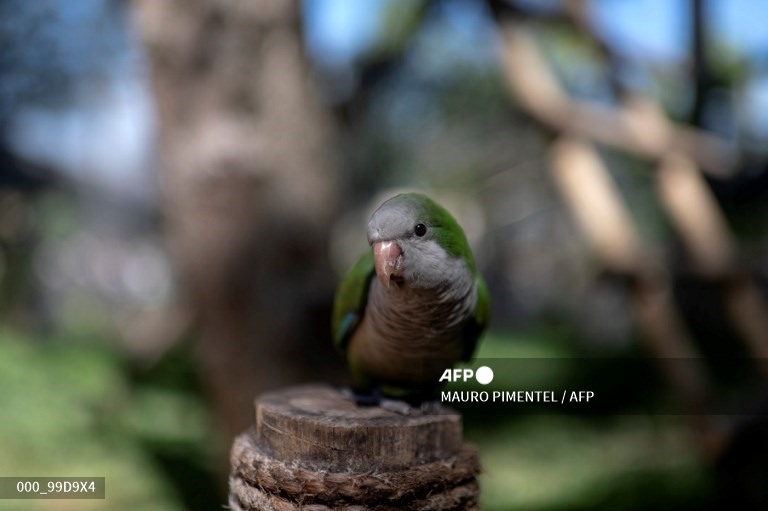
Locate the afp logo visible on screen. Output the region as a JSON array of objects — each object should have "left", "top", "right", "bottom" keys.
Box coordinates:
[{"left": 439, "top": 366, "right": 494, "bottom": 385}]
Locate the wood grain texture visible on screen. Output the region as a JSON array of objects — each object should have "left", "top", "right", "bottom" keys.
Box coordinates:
[
  {"left": 256, "top": 384, "right": 463, "bottom": 471},
  {"left": 229, "top": 384, "right": 480, "bottom": 510}
]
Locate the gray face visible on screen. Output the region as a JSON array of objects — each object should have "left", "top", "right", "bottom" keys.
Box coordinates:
[
  {"left": 367, "top": 199, "right": 417, "bottom": 245},
  {"left": 366, "top": 199, "right": 470, "bottom": 290}
]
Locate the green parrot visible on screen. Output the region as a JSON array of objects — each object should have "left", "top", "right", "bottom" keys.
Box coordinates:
[{"left": 332, "top": 193, "right": 490, "bottom": 403}]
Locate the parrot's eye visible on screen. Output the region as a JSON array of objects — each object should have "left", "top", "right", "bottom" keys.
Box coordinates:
[{"left": 414, "top": 223, "right": 427, "bottom": 237}]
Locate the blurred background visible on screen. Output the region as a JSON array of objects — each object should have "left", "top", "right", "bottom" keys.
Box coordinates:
[{"left": 1, "top": 0, "right": 768, "bottom": 509}]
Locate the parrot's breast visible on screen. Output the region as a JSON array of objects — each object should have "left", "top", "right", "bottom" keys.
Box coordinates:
[{"left": 347, "top": 263, "right": 476, "bottom": 387}]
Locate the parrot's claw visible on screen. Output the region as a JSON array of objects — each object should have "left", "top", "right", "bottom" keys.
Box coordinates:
[
  {"left": 340, "top": 387, "right": 443, "bottom": 415},
  {"left": 380, "top": 398, "right": 445, "bottom": 415},
  {"left": 342, "top": 387, "right": 385, "bottom": 407},
  {"left": 341, "top": 387, "right": 419, "bottom": 415},
  {"left": 418, "top": 399, "right": 445, "bottom": 414},
  {"left": 379, "top": 397, "right": 417, "bottom": 415}
]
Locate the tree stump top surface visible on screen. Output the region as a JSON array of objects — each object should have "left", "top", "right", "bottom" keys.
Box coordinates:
[
  {"left": 230, "top": 384, "right": 480, "bottom": 510},
  {"left": 254, "top": 384, "right": 463, "bottom": 471}
]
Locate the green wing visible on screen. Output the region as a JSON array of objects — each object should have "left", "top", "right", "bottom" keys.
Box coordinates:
[
  {"left": 462, "top": 274, "right": 490, "bottom": 361},
  {"left": 332, "top": 251, "right": 375, "bottom": 353}
]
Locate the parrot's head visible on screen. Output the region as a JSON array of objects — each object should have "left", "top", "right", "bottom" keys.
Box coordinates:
[{"left": 366, "top": 193, "right": 475, "bottom": 290}]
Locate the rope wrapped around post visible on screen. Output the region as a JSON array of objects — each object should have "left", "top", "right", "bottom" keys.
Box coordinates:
[{"left": 228, "top": 385, "right": 481, "bottom": 510}]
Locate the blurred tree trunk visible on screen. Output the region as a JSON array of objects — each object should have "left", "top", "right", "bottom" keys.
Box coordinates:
[{"left": 133, "top": 0, "right": 341, "bottom": 440}]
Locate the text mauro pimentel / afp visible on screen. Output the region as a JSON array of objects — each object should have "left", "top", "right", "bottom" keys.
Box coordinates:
[{"left": 441, "top": 390, "right": 595, "bottom": 403}]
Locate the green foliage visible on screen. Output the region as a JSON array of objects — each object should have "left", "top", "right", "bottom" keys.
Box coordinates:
[
  {"left": 375, "top": 0, "right": 428, "bottom": 58},
  {"left": 0, "top": 328, "right": 219, "bottom": 511},
  {"left": 473, "top": 415, "right": 711, "bottom": 511},
  {"left": 459, "top": 329, "right": 712, "bottom": 510},
  {"left": 537, "top": 24, "right": 611, "bottom": 101}
]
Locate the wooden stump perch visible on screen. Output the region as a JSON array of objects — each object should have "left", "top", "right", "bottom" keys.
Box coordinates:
[{"left": 229, "top": 384, "right": 481, "bottom": 510}]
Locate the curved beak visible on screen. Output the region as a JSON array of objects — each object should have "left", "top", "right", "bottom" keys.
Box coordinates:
[{"left": 372, "top": 241, "right": 403, "bottom": 289}]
